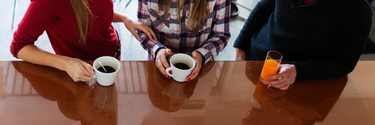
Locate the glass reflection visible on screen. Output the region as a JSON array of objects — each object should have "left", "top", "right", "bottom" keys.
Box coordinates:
[
  {"left": 243, "top": 62, "right": 348, "bottom": 125},
  {"left": 12, "top": 61, "right": 117, "bottom": 125}
]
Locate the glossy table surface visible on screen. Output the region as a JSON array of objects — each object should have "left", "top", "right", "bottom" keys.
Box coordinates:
[{"left": 0, "top": 61, "right": 375, "bottom": 125}]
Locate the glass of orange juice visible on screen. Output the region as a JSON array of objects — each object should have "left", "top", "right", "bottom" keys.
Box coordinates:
[{"left": 260, "top": 50, "right": 283, "bottom": 82}]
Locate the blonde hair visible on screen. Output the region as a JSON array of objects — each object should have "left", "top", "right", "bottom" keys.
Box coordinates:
[
  {"left": 159, "top": 0, "right": 207, "bottom": 32},
  {"left": 69, "top": 0, "right": 93, "bottom": 45}
]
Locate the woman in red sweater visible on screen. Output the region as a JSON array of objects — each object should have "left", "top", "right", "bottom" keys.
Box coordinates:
[{"left": 10, "top": 0, "right": 156, "bottom": 82}]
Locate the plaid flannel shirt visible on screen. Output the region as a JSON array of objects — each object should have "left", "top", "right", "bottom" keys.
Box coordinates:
[{"left": 137, "top": 0, "right": 231, "bottom": 65}]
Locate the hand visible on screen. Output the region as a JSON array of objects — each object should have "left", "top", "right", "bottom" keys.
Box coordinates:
[
  {"left": 155, "top": 48, "right": 172, "bottom": 78},
  {"left": 123, "top": 18, "right": 156, "bottom": 41},
  {"left": 264, "top": 64, "right": 297, "bottom": 90},
  {"left": 63, "top": 57, "right": 94, "bottom": 82},
  {"left": 235, "top": 48, "right": 246, "bottom": 60},
  {"left": 186, "top": 51, "right": 203, "bottom": 82}
]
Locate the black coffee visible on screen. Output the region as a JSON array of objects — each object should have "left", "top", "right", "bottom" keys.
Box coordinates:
[
  {"left": 173, "top": 63, "right": 190, "bottom": 70},
  {"left": 98, "top": 66, "right": 116, "bottom": 73}
]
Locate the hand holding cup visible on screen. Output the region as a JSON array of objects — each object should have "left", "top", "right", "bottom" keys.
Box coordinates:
[
  {"left": 93, "top": 56, "right": 121, "bottom": 86},
  {"left": 166, "top": 53, "right": 196, "bottom": 82}
]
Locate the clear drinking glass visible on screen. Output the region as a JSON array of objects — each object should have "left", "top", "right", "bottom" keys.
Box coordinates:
[{"left": 260, "top": 50, "right": 283, "bottom": 82}]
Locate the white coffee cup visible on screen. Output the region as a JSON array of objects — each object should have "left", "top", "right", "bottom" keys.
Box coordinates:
[
  {"left": 166, "top": 53, "right": 195, "bottom": 82},
  {"left": 93, "top": 56, "right": 121, "bottom": 86}
]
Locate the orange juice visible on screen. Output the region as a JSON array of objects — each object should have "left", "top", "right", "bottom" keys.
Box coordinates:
[{"left": 260, "top": 59, "right": 279, "bottom": 81}]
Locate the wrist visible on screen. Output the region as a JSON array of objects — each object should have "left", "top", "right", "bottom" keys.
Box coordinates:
[
  {"left": 194, "top": 51, "right": 205, "bottom": 66},
  {"left": 154, "top": 47, "right": 166, "bottom": 59},
  {"left": 113, "top": 11, "right": 131, "bottom": 23},
  {"left": 56, "top": 56, "right": 73, "bottom": 71},
  {"left": 121, "top": 14, "right": 132, "bottom": 23},
  {"left": 121, "top": 16, "right": 129, "bottom": 23}
]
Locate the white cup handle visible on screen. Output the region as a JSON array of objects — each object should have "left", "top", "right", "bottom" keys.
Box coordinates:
[
  {"left": 166, "top": 67, "right": 173, "bottom": 77},
  {"left": 92, "top": 70, "right": 97, "bottom": 78}
]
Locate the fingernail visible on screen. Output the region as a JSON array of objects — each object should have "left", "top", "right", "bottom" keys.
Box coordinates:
[
  {"left": 192, "top": 72, "right": 195, "bottom": 76},
  {"left": 164, "top": 74, "right": 168, "bottom": 78},
  {"left": 169, "top": 70, "right": 172, "bottom": 74},
  {"left": 187, "top": 78, "right": 191, "bottom": 82},
  {"left": 168, "top": 76, "right": 171, "bottom": 79}
]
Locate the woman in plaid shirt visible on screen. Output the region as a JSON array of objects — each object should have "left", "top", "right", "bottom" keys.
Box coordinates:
[{"left": 137, "top": 0, "right": 231, "bottom": 82}]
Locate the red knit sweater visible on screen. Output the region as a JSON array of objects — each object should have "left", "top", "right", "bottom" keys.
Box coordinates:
[{"left": 11, "top": 0, "right": 118, "bottom": 60}]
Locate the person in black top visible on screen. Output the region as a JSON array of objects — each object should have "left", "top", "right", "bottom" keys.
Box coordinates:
[{"left": 234, "top": 0, "right": 373, "bottom": 90}]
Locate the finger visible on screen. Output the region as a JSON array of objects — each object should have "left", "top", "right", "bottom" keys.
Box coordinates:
[
  {"left": 266, "top": 80, "right": 284, "bottom": 88},
  {"left": 187, "top": 65, "right": 200, "bottom": 82},
  {"left": 156, "top": 58, "right": 168, "bottom": 78},
  {"left": 145, "top": 26, "right": 157, "bottom": 40},
  {"left": 162, "top": 49, "right": 172, "bottom": 69},
  {"left": 266, "top": 73, "right": 283, "bottom": 82},
  {"left": 69, "top": 63, "right": 92, "bottom": 82},
  {"left": 79, "top": 67, "right": 93, "bottom": 81},
  {"left": 129, "top": 29, "right": 141, "bottom": 41},
  {"left": 186, "top": 52, "right": 201, "bottom": 82},
  {"left": 161, "top": 50, "right": 170, "bottom": 69},
  {"left": 273, "top": 72, "right": 295, "bottom": 85},
  {"left": 78, "top": 67, "right": 93, "bottom": 82},
  {"left": 137, "top": 26, "right": 154, "bottom": 41},
  {"left": 66, "top": 70, "right": 79, "bottom": 82},
  {"left": 279, "top": 84, "right": 290, "bottom": 91},
  {"left": 82, "top": 62, "right": 94, "bottom": 74},
  {"left": 71, "top": 71, "right": 92, "bottom": 82},
  {"left": 71, "top": 76, "right": 79, "bottom": 82},
  {"left": 192, "top": 52, "right": 199, "bottom": 59},
  {"left": 79, "top": 75, "right": 93, "bottom": 82},
  {"left": 165, "top": 49, "right": 172, "bottom": 55}
]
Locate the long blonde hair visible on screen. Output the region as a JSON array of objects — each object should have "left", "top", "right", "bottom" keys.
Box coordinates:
[
  {"left": 158, "top": 0, "right": 207, "bottom": 32},
  {"left": 69, "top": 0, "right": 93, "bottom": 45}
]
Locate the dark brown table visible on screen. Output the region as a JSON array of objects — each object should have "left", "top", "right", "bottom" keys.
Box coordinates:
[{"left": 0, "top": 61, "right": 374, "bottom": 125}]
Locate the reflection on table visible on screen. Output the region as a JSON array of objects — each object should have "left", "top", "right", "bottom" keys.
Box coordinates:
[
  {"left": 11, "top": 61, "right": 117, "bottom": 125},
  {"left": 0, "top": 61, "right": 375, "bottom": 125},
  {"left": 244, "top": 62, "right": 347, "bottom": 125}
]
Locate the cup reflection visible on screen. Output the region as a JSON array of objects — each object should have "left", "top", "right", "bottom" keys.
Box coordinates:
[
  {"left": 148, "top": 61, "right": 215, "bottom": 112},
  {"left": 251, "top": 79, "right": 288, "bottom": 109},
  {"left": 244, "top": 62, "right": 347, "bottom": 125},
  {"left": 12, "top": 61, "right": 118, "bottom": 125},
  {"left": 148, "top": 66, "right": 198, "bottom": 112},
  {"left": 58, "top": 83, "right": 117, "bottom": 125},
  {"left": 162, "top": 82, "right": 187, "bottom": 100}
]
